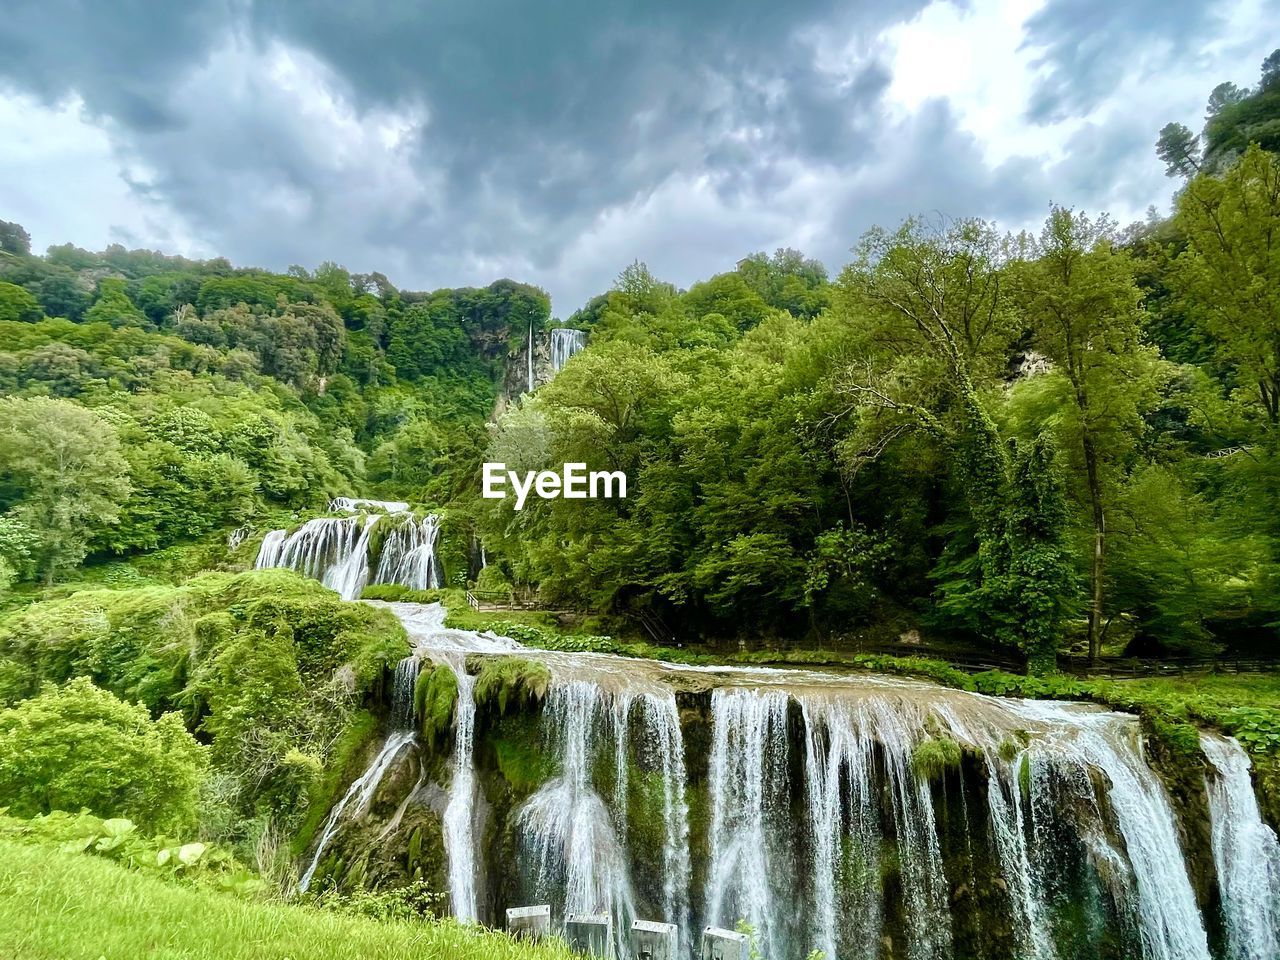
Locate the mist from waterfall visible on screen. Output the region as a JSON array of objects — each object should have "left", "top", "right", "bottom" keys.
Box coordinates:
[{"left": 254, "top": 501, "right": 441, "bottom": 600}]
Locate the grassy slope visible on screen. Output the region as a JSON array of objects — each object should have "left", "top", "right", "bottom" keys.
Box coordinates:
[{"left": 0, "top": 837, "right": 570, "bottom": 960}]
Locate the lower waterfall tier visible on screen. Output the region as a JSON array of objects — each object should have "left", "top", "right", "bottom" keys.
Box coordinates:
[{"left": 298, "top": 604, "right": 1279, "bottom": 960}]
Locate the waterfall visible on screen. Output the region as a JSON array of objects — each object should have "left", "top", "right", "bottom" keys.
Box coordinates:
[
  {"left": 386, "top": 601, "right": 523, "bottom": 923},
  {"left": 518, "top": 681, "right": 641, "bottom": 959},
  {"left": 527, "top": 320, "right": 534, "bottom": 393},
  {"left": 550, "top": 328, "right": 587, "bottom": 371},
  {"left": 646, "top": 695, "right": 692, "bottom": 956},
  {"left": 800, "top": 697, "right": 883, "bottom": 960},
  {"left": 1012, "top": 701, "right": 1212, "bottom": 960},
  {"left": 297, "top": 652, "right": 421, "bottom": 892},
  {"left": 443, "top": 657, "right": 480, "bottom": 922},
  {"left": 255, "top": 503, "right": 440, "bottom": 600},
  {"left": 372, "top": 514, "right": 442, "bottom": 591},
  {"left": 704, "top": 689, "right": 791, "bottom": 960},
  {"left": 319, "top": 603, "right": 1244, "bottom": 960},
  {"left": 1202, "top": 734, "right": 1280, "bottom": 960},
  {"left": 253, "top": 514, "right": 380, "bottom": 600}
]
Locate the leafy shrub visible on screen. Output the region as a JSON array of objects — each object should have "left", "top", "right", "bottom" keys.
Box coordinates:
[
  {"left": 0, "top": 570, "right": 410, "bottom": 849},
  {"left": 0, "top": 678, "right": 207, "bottom": 833},
  {"left": 0, "top": 811, "right": 264, "bottom": 897},
  {"left": 306, "top": 878, "right": 447, "bottom": 921}
]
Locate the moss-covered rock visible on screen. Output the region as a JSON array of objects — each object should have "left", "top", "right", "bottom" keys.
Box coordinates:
[
  {"left": 470, "top": 656, "right": 550, "bottom": 715},
  {"left": 415, "top": 664, "right": 458, "bottom": 743},
  {"left": 911, "top": 736, "right": 963, "bottom": 781}
]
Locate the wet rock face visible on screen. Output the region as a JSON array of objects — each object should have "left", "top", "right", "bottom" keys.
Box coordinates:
[
  {"left": 493, "top": 327, "right": 553, "bottom": 418},
  {"left": 304, "top": 742, "right": 450, "bottom": 895}
]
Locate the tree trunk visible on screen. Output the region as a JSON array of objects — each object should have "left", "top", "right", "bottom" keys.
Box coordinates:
[{"left": 1083, "top": 435, "right": 1106, "bottom": 664}]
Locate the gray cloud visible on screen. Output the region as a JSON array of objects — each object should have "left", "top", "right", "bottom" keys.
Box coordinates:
[
  {"left": 1021, "top": 0, "right": 1219, "bottom": 123},
  {"left": 0, "top": 0, "right": 1267, "bottom": 312}
]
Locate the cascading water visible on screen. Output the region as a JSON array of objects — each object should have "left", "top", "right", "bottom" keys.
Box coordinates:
[
  {"left": 1012, "top": 702, "right": 1212, "bottom": 960},
  {"left": 388, "top": 602, "right": 523, "bottom": 922},
  {"left": 517, "top": 681, "right": 642, "bottom": 959},
  {"left": 297, "top": 650, "right": 420, "bottom": 892},
  {"left": 527, "top": 319, "right": 535, "bottom": 393},
  {"left": 704, "top": 689, "right": 792, "bottom": 960},
  {"left": 306, "top": 602, "right": 1268, "bottom": 960},
  {"left": 550, "top": 328, "right": 587, "bottom": 371},
  {"left": 255, "top": 502, "right": 440, "bottom": 600},
  {"left": 1202, "top": 734, "right": 1280, "bottom": 960},
  {"left": 373, "top": 514, "right": 442, "bottom": 591},
  {"left": 254, "top": 513, "right": 381, "bottom": 600}
]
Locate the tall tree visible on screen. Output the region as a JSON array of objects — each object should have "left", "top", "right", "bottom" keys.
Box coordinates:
[
  {"left": 1172, "top": 145, "right": 1280, "bottom": 427},
  {"left": 1157, "top": 122, "right": 1202, "bottom": 178},
  {"left": 1012, "top": 207, "right": 1159, "bottom": 662},
  {"left": 0, "top": 397, "right": 132, "bottom": 582},
  {"left": 834, "top": 218, "right": 1072, "bottom": 670}
]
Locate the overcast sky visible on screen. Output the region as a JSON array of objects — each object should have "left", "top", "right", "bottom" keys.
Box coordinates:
[{"left": 1, "top": 0, "right": 1275, "bottom": 315}]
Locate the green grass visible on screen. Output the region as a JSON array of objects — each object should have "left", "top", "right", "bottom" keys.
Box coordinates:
[{"left": 0, "top": 835, "right": 572, "bottom": 960}]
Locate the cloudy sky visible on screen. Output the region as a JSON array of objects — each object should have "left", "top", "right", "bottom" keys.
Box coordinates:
[{"left": 1, "top": 0, "right": 1275, "bottom": 314}]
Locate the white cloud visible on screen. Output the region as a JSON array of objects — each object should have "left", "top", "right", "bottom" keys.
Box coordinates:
[{"left": 0, "top": 90, "right": 197, "bottom": 254}]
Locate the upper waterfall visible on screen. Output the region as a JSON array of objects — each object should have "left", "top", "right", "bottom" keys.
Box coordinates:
[
  {"left": 550, "top": 328, "right": 587, "bottom": 372},
  {"left": 254, "top": 500, "right": 442, "bottom": 600}
]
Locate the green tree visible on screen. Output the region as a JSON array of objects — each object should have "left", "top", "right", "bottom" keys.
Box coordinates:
[
  {"left": 84, "top": 278, "right": 145, "bottom": 327},
  {"left": 1172, "top": 146, "right": 1280, "bottom": 426},
  {"left": 835, "top": 218, "right": 1068, "bottom": 669},
  {"left": 0, "top": 397, "right": 132, "bottom": 582},
  {"left": 1013, "top": 207, "right": 1160, "bottom": 662},
  {"left": 1157, "top": 122, "right": 1202, "bottom": 178},
  {"left": 0, "top": 220, "right": 30, "bottom": 257},
  {"left": 32, "top": 274, "right": 91, "bottom": 320},
  {"left": 0, "top": 677, "right": 208, "bottom": 833},
  {"left": 0, "top": 281, "right": 42, "bottom": 322}
]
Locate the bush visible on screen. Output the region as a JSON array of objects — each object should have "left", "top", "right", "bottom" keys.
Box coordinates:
[
  {"left": 0, "top": 570, "right": 410, "bottom": 848},
  {"left": 0, "top": 678, "right": 208, "bottom": 833}
]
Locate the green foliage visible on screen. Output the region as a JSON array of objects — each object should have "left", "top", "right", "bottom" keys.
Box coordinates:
[
  {"left": 1172, "top": 145, "right": 1280, "bottom": 426},
  {"left": 0, "top": 831, "right": 576, "bottom": 960},
  {"left": 911, "top": 736, "right": 963, "bottom": 781},
  {"left": 0, "top": 281, "right": 42, "bottom": 322},
  {"left": 0, "top": 571, "right": 410, "bottom": 847},
  {"left": 0, "top": 678, "right": 207, "bottom": 833},
  {"left": 306, "top": 878, "right": 446, "bottom": 922},
  {"left": 84, "top": 278, "right": 145, "bottom": 327},
  {"left": 0, "top": 396, "right": 132, "bottom": 582}
]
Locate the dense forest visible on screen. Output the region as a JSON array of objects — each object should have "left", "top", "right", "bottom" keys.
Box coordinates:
[{"left": 2, "top": 54, "right": 1280, "bottom": 678}]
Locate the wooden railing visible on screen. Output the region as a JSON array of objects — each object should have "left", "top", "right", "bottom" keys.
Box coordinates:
[{"left": 466, "top": 589, "right": 542, "bottom": 611}]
